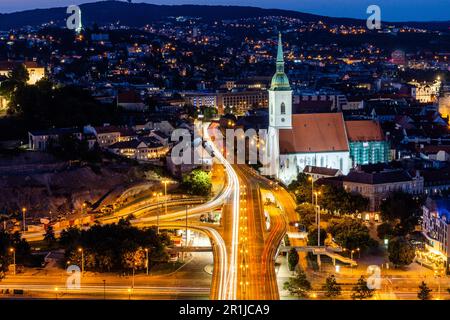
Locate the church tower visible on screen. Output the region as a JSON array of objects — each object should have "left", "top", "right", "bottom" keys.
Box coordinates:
[
  {"left": 265, "top": 33, "right": 292, "bottom": 179},
  {"left": 268, "top": 33, "right": 292, "bottom": 129}
]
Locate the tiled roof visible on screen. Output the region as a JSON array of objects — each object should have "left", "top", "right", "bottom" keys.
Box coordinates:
[
  {"left": 278, "top": 113, "right": 349, "bottom": 154},
  {"left": 345, "top": 120, "right": 384, "bottom": 142},
  {"left": 108, "top": 139, "right": 142, "bottom": 149},
  {"left": 342, "top": 169, "right": 413, "bottom": 185},
  {"left": 303, "top": 165, "right": 340, "bottom": 176},
  {"left": 29, "top": 127, "right": 81, "bottom": 136},
  {"left": 118, "top": 90, "right": 143, "bottom": 103}
]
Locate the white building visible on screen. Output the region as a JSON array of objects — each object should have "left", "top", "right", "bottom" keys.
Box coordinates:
[{"left": 265, "top": 34, "right": 352, "bottom": 186}]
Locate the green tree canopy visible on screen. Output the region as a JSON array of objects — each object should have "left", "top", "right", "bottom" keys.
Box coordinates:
[
  {"left": 296, "top": 203, "right": 316, "bottom": 230},
  {"left": 0, "top": 63, "right": 29, "bottom": 99},
  {"left": 288, "top": 173, "right": 312, "bottom": 204},
  {"left": 283, "top": 270, "right": 312, "bottom": 298},
  {"left": 287, "top": 248, "right": 299, "bottom": 271},
  {"left": 182, "top": 169, "right": 212, "bottom": 196},
  {"left": 322, "top": 275, "right": 342, "bottom": 299},
  {"left": 288, "top": 174, "right": 369, "bottom": 214},
  {"left": 418, "top": 281, "right": 432, "bottom": 300},
  {"left": 377, "top": 222, "right": 395, "bottom": 240},
  {"left": 351, "top": 276, "right": 374, "bottom": 300},
  {"left": 388, "top": 236, "right": 415, "bottom": 267},
  {"left": 327, "top": 218, "right": 376, "bottom": 251},
  {"left": 307, "top": 226, "right": 327, "bottom": 246},
  {"left": 380, "top": 192, "right": 424, "bottom": 235},
  {"left": 59, "top": 220, "right": 172, "bottom": 272},
  {"left": 0, "top": 231, "right": 31, "bottom": 271}
]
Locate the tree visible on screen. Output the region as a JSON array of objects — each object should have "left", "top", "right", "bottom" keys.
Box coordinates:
[
  {"left": 307, "top": 226, "right": 327, "bottom": 246},
  {"left": 0, "top": 63, "right": 29, "bottom": 100},
  {"left": 59, "top": 222, "right": 172, "bottom": 272},
  {"left": 388, "top": 237, "right": 415, "bottom": 267},
  {"left": 327, "top": 218, "right": 376, "bottom": 251},
  {"left": 322, "top": 275, "right": 342, "bottom": 299},
  {"left": 287, "top": 248, "right": 299, "bottom": 271},
  {"left": 182, "top": 169, "right": 212, "bottom": 196},
  {"left": 351, "top": 276, "right": 374, "bottom": 300},
  {"left": 418, "top": 281, "right": 432, "bottom": 300},
  {"left": 377, "top": 222, "right": 395, "bottom": 240},
  {"left": 0, "top": 231, "right": 31, "bottom": 271},
  {"left": 44, "top": 225, "right": 56, "bottom": 246},
  {"left": 296, "top": 203, "right": 316, "bottom": 229},
  {"left": 380, "top": 192, "right": 423, "bottom": 235},
  {"left": 319, "top": 184, "right": 369, "bottom": 214},
  {"left": 288, "top": 173, "right": 312, "bottom": 204},
  {"left": 283, "top": 270, "right": 312, "bottom": 298}
]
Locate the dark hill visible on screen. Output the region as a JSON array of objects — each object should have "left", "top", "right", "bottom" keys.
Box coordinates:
[{"left": 0, "top": 1, "right": 448, "bottom": 31}]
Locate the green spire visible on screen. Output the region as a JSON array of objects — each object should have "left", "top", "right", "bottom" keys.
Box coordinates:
[
  {"left": 277, "top": 32, "right": 284, "bottom": 64},
  {"left": 270, "top": 32, "right": 291, "bottom": 91}
]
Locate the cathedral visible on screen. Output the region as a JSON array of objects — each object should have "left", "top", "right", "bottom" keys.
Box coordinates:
[{"left": 266, "top": 34, "right": 352, "bottom": 185}]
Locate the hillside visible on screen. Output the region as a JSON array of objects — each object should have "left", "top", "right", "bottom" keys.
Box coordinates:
[{"left": 2, "top": 1, "right": 447, "bottom": 31}]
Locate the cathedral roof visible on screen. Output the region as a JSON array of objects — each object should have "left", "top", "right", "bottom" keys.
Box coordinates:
[
  {"left": 278, "top": 113, "right": 349, "bottom": 154},
  {"left": 345, "top": 120, "right": 384, "bottom": 142}
]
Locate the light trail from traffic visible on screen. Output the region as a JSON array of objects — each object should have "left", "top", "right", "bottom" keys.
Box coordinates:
[{"left": 202, "top": 123, "right": 240, "bottom": 300}]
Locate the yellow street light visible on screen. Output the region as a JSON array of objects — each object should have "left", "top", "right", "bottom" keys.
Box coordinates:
[
  {"left": 78, "top": 247, "right": 84, "bottom": 275},
  {"left": 9, "top": 247, "right": 16, "bottom": 275},
  {"left": 21, "top": 207, "right": 27, "bottom": 232}
]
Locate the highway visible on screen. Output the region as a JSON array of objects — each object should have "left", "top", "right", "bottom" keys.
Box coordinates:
[
  {"left": 234, "top": 165, "right": 287, "bottom": 299},
  {"left": 15, "top": 121, "right": 288, "bottom": 301}
]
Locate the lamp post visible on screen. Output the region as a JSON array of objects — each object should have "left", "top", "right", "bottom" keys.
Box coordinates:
[
  {"left": 162, "top": 180, "right": 169, "bottom": 217},
  {"left": 153, "top": 192, "right": 163, "bottom": 234},
  {"left": 21, "top": 207, "right": 26, "bottom": 232},
  {"left": 308, "top": 176, "right": 314, "bottom": 205},
  {"left": 314, "top": 191, "right": 321, "bottom": 247},
  {"left": 132, "top": 262, "right": 136, "bottom": 289},
  {"left": 185, "top": 205, "right": 189, "bottom": 247},
  {"left": 145, "top": 248, "right": 149, "bottom": 276},
  {"left": 78, "top": 248, "right": 84, "bottom": 276},
  {"left": 9, "top": 248, "right": 15, "bottom": 275},
  {"left": 198, "top": 114, "right": 204, "bottom": 164},
  {"left": 103, "top": 279, "right": 106, "bottom": 300}
]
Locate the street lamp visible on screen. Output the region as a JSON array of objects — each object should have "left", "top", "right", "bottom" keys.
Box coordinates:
[
  {"left": 132, "top": 262, "right": 137, "bottom": 289},
  {"left": 153, "top": 192, "right": 163, "bottom": 234},
  {"left": 145, "top": 248, "right": 149, "bottom": 275},
  {"left": 21, "top": 207, "right": 27, "bottom": 232},
  {"left": 162, "top": 180, "right": 169, "bottom": 217},
  {"left": 313, "top": 191, "right": 321, "bottom": 247},
  {"left": 9, "top": 248, "right": 15, "bottom": 275},
  {"left": 198, "top": 114, "right": 204, "bottom": 164},
  {"left": 78, "top": 247, "right": 84, "bottom": 276},
  {"left": 308, "top": 176, "right": 314, "bottom": 205}
]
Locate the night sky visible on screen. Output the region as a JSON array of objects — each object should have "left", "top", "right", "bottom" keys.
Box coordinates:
[{"left": 0, "top": 0, "right": 449, "bottom": 22}]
